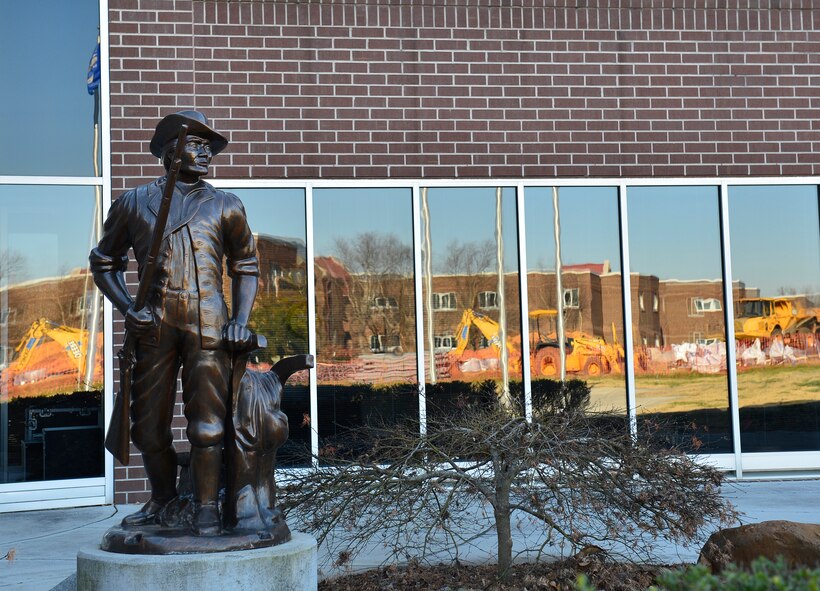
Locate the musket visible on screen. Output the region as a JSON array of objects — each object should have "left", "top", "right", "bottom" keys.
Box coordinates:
[{"left": 104, "top": 124, "right": 189, "bottom": 465}]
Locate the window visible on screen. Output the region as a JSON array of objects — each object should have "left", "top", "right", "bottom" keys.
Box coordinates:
[
  {"left": 0, "top": 308, "right": 15, "bottom": 326},
  {"left": 653, "top": 294, "right": 659, "bottom": 312},
  {"left": 698, "top": 298, "right": 722, "bottom": 312},
  {"left": 370, "top": 334, "right": 401, "bottom": 353},
  {"left": 478, "top": 291, "right": 498, "bottom": 309},
  {"left": 0, "top": 345, "right": 11, "bottom": 366},
  {"left": 690, "top": 297, "right": 722, "bottom": 316},
  {"left": 628, "top": 185, "right": 731, "bottom": 454},
  {"left": 1, "top": 0, "right": 102, "bottom": 176},
  {"left": 433, "top": 335, "right": 456, "bottom": 350},
  {"left": 563, "top": 288, "right": 579, "bottom": 309},
  {"left": 730, "top": 184, "right": 820, "bottom": 453},
  {"left": 371, "top": 295, "right": 398, "bottom": 309},
  {"left": 433, "top": 292, "right": 457, "bottom": 310}
]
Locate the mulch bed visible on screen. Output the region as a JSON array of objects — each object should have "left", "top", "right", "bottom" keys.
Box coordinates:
[{"left": 319, "top": 554, "right": 676, "bottom": 591}]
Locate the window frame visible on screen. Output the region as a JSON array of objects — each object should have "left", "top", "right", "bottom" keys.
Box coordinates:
[{"left": 205, "top": 176, "right": 820, "bottom": 480}]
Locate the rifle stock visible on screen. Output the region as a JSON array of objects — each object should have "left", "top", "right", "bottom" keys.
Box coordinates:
[{"left": 104, "top": 124, "right": 189, "bottom": 465}]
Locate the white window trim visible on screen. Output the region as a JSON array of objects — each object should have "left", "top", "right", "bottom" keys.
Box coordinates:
[
  {"left": 432, "top": 291, "right": 457, "bottom": 311},
  {"left": 0, "top": 0, "right": 113, "bottom": 511},
  {"left": 478, "top": 290, "right": 498, "bottom": 309}
]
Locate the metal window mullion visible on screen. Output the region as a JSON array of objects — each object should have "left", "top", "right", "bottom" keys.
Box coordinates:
[
  {"left": 720, "top": 182, "right": 743, "bottom": 478},
  {"left": 618, "top": 183, "right": 637, "bottom": 437},
  {"left": 98, "top": 0, "right": 115, "bottom": 504},
  {"left": 305, "top": 185, "right": 319, "bottom": 467},
  {"left": 412, "top": 185, "right": 427, "bottom": 435},
  {"left": 516, "top": 183, "right": 532, "bottom": 421}
]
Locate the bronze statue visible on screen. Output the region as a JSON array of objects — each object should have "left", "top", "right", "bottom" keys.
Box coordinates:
[{"left": 91, "top": 111, "right": 310, "bottom": 553}]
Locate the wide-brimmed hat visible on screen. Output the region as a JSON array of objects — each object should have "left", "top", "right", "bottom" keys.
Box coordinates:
[{"left": 149, "top": 110, "right": 228, "bottom": 158}]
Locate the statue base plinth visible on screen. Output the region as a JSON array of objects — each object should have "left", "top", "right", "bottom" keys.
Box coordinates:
[
  {"left": 100, "top": 519, "right": 291, "bottom": 554},
  {"left": 77, "top": 532, "right": 317, "bottom": 591}
]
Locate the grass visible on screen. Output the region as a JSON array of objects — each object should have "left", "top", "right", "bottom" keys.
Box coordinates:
[{"left": 583, "top": 361, "right": 820, "bottom": 414}]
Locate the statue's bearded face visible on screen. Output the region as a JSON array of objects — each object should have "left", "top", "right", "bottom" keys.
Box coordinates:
[{"left": 178, "top": 135, "right": 212, "bottom": 178}]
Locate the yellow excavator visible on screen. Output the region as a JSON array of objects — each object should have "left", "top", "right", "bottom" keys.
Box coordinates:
[
  {"left": 14, "top": 319, "right": 88, "bottom": 372},
  {"left": 3, "top": 318, "right": 100, "bottom": 398}
]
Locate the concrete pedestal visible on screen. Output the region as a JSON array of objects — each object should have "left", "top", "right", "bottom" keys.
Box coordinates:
[{"left": 76, "top": 532, "right": 317, "bottom": 591}]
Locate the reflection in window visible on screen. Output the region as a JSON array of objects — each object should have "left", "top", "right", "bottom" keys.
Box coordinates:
[
  {"left": 563, "top": 288, "right": 580, "bottom": 309},
  {"left": 313, "top": 188, "right": 418, "bottom": 461},
  {"left": 627, "top": 186, "right": 731, "bottom": 453},
  {"left": 478, "top": 291, "right": 498, "bottom": 309},
  {"left": 421, "top": 187, "right": 520, "bottom": 410},
  {"left": 729, "top": 185, "right": 820, "bottom": 453},
  {"left": 523, "top": 187, "right": 626, "bottom": 413},
  {"left": 0, "top": 1, "right": 101, "bottom": 176},
  {"left": 432, "top": 292, "right": 457, "bottom": 310},
  {"left": 0, "top": 185, "right": 104, "bottom": 483},
  {"left": 230, "top": 189, "right": 310, "bottom": 466}
]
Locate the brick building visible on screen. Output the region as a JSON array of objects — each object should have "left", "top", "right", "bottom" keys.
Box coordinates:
[{"left": 1, "top": 0, "right": 819, "bottom": 511}]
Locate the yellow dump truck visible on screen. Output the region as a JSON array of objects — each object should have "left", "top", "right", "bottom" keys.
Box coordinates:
[{"left": 734, "top": 297, "right": 819, "bottom": 339}]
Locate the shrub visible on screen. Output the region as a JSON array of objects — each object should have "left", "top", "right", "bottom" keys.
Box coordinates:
[
  {"left": 652, "top": 558, "right": 820, "bottom": 591},
  {"left": 576, "top": 557, "right": 820, "bottom": 591},
  {"left": 283, "top": 380, "right": 737, "bottom": 584}
]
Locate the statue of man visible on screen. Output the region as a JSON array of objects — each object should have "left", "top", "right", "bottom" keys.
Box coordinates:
[{"left": 90, "top": 111, "right": 258, "bottom": 536}]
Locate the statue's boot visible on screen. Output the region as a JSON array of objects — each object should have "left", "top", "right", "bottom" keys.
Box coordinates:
[
  {"left": 121, "top": 448, "right": 178, "bottom": 527},
  {"left": 190, "top": 444, "right": 222, "bottom": 536}
]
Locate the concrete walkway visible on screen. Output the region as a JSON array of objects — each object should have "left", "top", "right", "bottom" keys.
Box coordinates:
[{"left": 0, "top": 478, "right": 818, "bottom": 590}]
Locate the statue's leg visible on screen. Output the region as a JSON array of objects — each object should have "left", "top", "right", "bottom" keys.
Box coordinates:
[
  {"left": 122, "top": 336, "right": 181, "bottom": 527},
  {"left": 181, "top": 340, "right": 230, "bottom": 536}
]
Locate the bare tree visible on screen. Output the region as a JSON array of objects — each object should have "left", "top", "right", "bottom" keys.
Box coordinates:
[
  {"left": 438, "top": 239, "right": 496, "bottom": 310},
  {"left": 334, "top": 232, "right": 413, "bottom": 353},
  {"left": 0, "top": 249, "right": 26, "bottom": 284},
  {"left": 281, "top": 383, "right": 737, "bottom": 584}
]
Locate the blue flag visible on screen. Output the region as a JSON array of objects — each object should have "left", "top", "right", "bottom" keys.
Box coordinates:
[{"left": 87, "top": 39, "right": 100, "bottom": 95}]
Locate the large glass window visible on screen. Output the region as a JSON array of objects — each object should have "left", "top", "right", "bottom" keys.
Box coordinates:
[
  {"left": 524, "top": 187, "right": 626, "bottom": 413},
  {"left": 0, "top": 0, "right": 102, "bottom": 177},
  {"left": 229, "top": 189, "right": 310, "bottom": 466},
  {"left": 312, "top": 188, "right": 418, "bottom": 460},
  {"left": 627, "top": 186, "right": 732, "bottom": 453},
  {"left": 420, "top": 187, "right": 521, "bottom": 411},
  {"left": 0, "top": 185, "right": 104, "bottom": 483},
  {"left": 729, "top": 185, "right": 820, "bottom": 453}
]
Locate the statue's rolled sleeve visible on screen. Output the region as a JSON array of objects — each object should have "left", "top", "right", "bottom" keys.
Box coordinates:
[
  {"left": 89, "top": 247, "right": 129, "bottom": 274},
  {"left": 227, "top": 254, "right": 259, "bottom": 278},
  {"left": 90, "top": 193, "right": 133, "bottom": 276}
]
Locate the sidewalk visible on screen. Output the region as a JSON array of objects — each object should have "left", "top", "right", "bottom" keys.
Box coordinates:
[{"left": 0, "top": 478, "right": 818, "bottom": 590}]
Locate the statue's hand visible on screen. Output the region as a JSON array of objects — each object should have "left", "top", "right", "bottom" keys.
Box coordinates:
[
  {"left": 125, "top": 303, "right": 156, "bottom": 338},
  {"left": 223, "top": 320, "right": 252, "bottom": 352}
]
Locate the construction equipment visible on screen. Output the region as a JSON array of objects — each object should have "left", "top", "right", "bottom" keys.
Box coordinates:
[
  {"left": 527, "top": 310, "right": 626, "bottom": 377},
  {"left": 3, "top": 318, "right": 102, "bottom": 399},
  {"left": 447, "top": 308, "right": 624, "bottom": 379},
  {"left": 734, "top": 297, "right": 819, "bottom": 340}
]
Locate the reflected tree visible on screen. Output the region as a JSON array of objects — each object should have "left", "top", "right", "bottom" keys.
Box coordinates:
[
  {"left": 0, "top": 249, "right": 26, "bottom": 284},
  {"left": 439, "top": 239, "right": 495, "bottom": 310},
  {"left": 334, "top": 232, "right": 413, "bottom": 354},
  {"left": 250, "top": 277, "right": 308, "bottom": 360}
]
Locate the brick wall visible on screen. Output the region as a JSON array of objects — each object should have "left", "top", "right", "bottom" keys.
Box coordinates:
[
  {"left": 110, "top": 0, "right": 820, "bottom": 192},
  {"left": 107, "top": 0, "right": 820, "bottom": 502}
]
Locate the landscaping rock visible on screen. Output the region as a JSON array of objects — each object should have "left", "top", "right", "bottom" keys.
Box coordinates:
[{"left": 698, "top": 520, "right": 820, "bottom": 572}]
